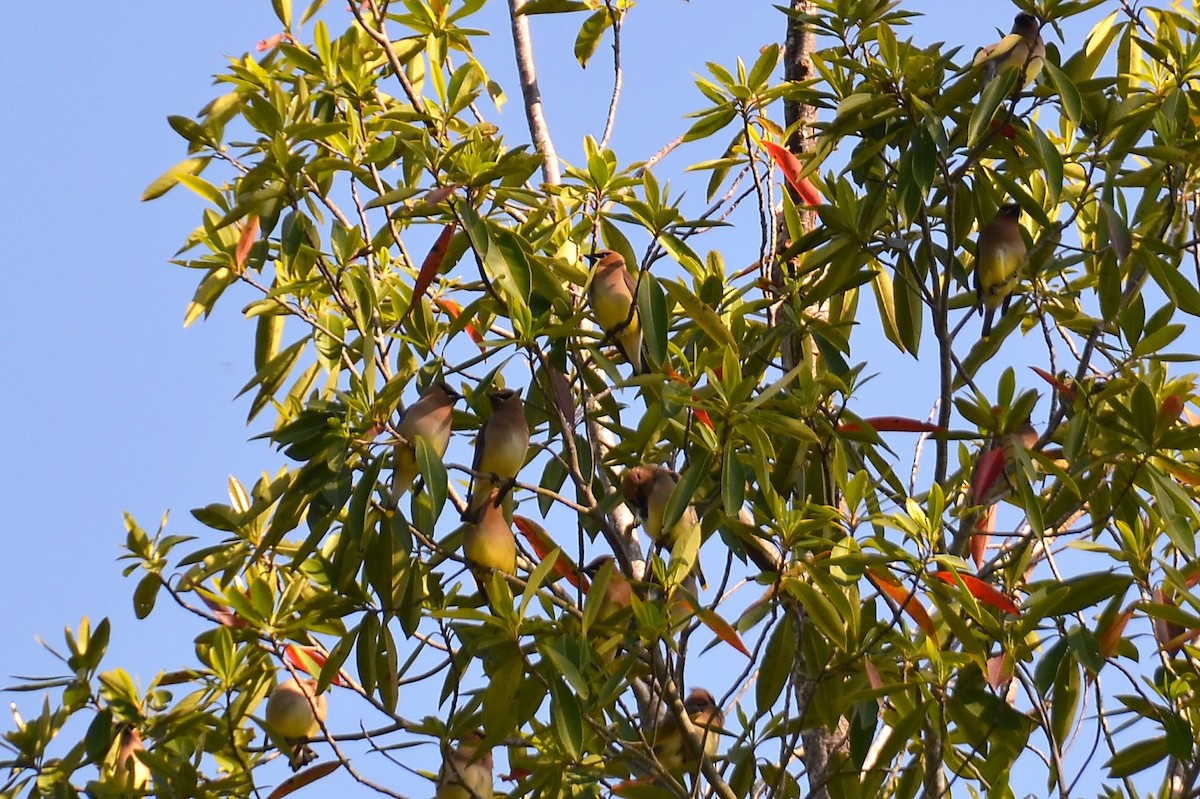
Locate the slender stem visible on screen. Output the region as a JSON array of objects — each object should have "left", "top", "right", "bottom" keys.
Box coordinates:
[{"left": 507, "top": 0, "right": 561, "bottom": 185}]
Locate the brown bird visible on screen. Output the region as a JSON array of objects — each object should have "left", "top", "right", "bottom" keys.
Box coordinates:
[
  {"left": 974, "top": 203, "right": 1027, "bottom": 337},
  {"left": 265, "top": 677, "right": 328, "bottom": 770},
  {"left": 468, "top": 388, "right": 530, "bottom": 515},
  {"left": 652, "top": 688, "right": 724, "bottom": 776},
  {"left": 436, "top": 731, "right": 494, "bottom": 799},
  {"left": 110, "top": 724, "right": 150, "bottom": 791},
  {"left": 973, "top": 13, "right": 1045, "bottom": 89},
  {"left": 621, "top": 465, "right": 705, "bottom": 587},
  {"left": 390, "top": 382, "right": 461, "bottom": 504},
  {"left": 462, "top": 489, "right": 518, "bottom": 578},
  {"left": 583, "top": 556, "right": 635, "bottom": 662},
  {"left": 586, "top": 250, "right": 644, "bottom": 373}
]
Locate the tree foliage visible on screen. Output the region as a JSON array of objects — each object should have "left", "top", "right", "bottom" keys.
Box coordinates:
[{"left": 5, "top": 1, "right": 1200, "bottom": 798}]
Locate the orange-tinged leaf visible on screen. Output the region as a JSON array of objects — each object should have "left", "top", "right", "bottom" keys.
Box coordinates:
[
  {"left": 762, "top": 141, "right": 821, "bottom": 205},
  {"left": 1029, "top": 366, "right": 1076, "bottom": 399},
  {"left": 235, "top": 215, "right": 260, "bottom": 270},
  {"left": 932, "top": 570, "right": 1021, "bottom": 616},
  {"left": 403, "top": 223, "right": 456, "bottom": 323},
  {"left": 676, "top": 593, "right": 751, "bottom": 658},
  {"left": 1098, "top": 604, "right": 1134, "bottom": 659},
  {"left": 435, "top": 297, "right": 484, "bottom": 347},
  {"left": 866, "top": 568, "right": 938, "bottom": 643},
  {"left": 513, "top": 516, "right": 587, "bottom": 591},
  {"left": 838, "top": 416, "right": 944, "bottom": 434},
  {"left": 1163, "top": 460, "right": 1200, "bottom": 487},
  {"left": 265, "top": 762, "right": 341, "bottom": 799},
  {"left": 612, "top": 777, "right": 657, "bottom": 796},
  {"left": 200, "top": 594, "right": 245, "bottom": 629},
  {"left": 694, "top": 407, "right": 714, "bottom": 431},
  {"left": 1160, "top": 394, "right": 1185, "bottom": 426}
]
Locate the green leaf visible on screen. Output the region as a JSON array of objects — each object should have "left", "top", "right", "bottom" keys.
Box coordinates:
[
  {"left": 141, "top": 157, "right": 210, "bottom": 201},
  {"left": 638, "top": 270, "right": 668, "bottom": 369},
  {"left": 662, "top": 278, "right": 735, "bottom": 347},
  {"left": 415, "top": 436, "right": 449, "bottom": 520},
  {"left": 574, "top": 9, "right": 611, "bottom": 67},
  {"left": 756, "top": 613, "right": 795, "bottom": 713},
  {"left": 1042, "top": 60, "right": 1083, "bottom": 126},
  {"left": 1106, "top": 735, "right": 1169, "bottom": 778}
]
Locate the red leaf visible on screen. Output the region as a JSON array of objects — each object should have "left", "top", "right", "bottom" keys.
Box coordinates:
[
  {"left": 676, "top": 593, "right": 751, "bottom": 658},
  {"left": 863, "top": 657, "right": 884, "bottom": 691},
  {"left": 693, "top": 407, "right": 714, "bottom": 431},
  {"left": 1029, "top": 366, "right": 1076, "bottom": 399},
  {"left": 403, "top": 224, "right": 456, "bottom": 323},
  {"left": 512, "top": 516, "right": 587, "bottom": 591},
  {"left": 199, "top": 594, "right": 245, "bottom": 628},
  {"left": 1160, "top": 394, "right": 1185, "bottom": 426},
  {"left": 985, "top": 652, "right": 1013, "bottom": 691},
  {"left": 546, "top": 364, "right": 576, "bottom": 428},
  {"left": 256, "top": 33, "right": 287, "bottom": 52},
  {"left": 970, "top": 446, "right": 1006, "bottom": 504},
  {"left": 866, "top": 568, "right": 938, "bottom": 644},
  {"left": 265, "top": 762, "right": 341, "bottom": 799},
  {"left": 970, "top": 504, "right": 996, "bottom": 569},
  {"left": 1097, "top": 604, "right": 1134, "bottom": 659},
  {"left": 235, "top": 215, "right": 260, "bottom": 269},
  {"left": 932, "top": 571, "right": 1021, "bottom": 616},
  {"left": 838, "top": 416, "right": 944, "bottom": 434},
  {"left": 762, "top": 141, "right": 822, "bottom": 205},
  {"left": 285, "top": 645, "right": 346, "bottom": 686}
]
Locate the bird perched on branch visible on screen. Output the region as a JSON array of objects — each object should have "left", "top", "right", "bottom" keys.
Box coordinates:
[
  {"left": 974, "top": 203, "right": 1028, "bottom": 337},
  {"left": 390, "top": 381, "right": 461, "bottom": 504},
  {"left": 463, "top": 488, "right": 518, "bottom": 580},
  {"left": 974, "top": 13, "right": 1045, "bottom": 89},
  {"left": 621, "top": 465, "right": 706, "bottom": 588},
  {"left": 437, "top": 731, "right": 494, "bottom": 799},
  {"left": 652, "top": 688, "right": 724, "bottom": 776},
  {"left": 587, "top": 250, "right": 644, "bottom": 373},
  {"left": 468, "top": 388, "right": 529, "bottom": 516},
  {"left": 265, "top": 676, "right": 327, "bottom": 770}
]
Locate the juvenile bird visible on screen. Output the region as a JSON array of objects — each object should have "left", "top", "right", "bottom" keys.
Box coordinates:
[
  {"left": 436, "top": 731, "right": 494, "bottom": 799},
  {"left": 973, "top": 13, "right": 1045, "bottom": 89},
  {"left": 468, "top": 388, "right": 529, "bottom": 515},
  {"left": 652, "top": 688, "right": 724, "bottom": 776},
  {"left": 390, "top": 382, "right": 461, "bottom": 504},
  {"left": 587, "top": 250, "right": 644, "bottom": 373},
  {"left": 621, "top": 465, "right": 705, "bottom": 587},
  {"left": 974, "top": 203, "right": 1027, "bottom": 337},
  {"left": 265, "top": 677, "right": 327, "bottom": 770}
]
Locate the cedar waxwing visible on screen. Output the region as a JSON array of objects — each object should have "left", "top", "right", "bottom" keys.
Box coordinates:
[
  {"left": 586, "top": 250, "right": 644, "bottom": 373},
  {"left": 436, "top": 731, "right": 494, "bottom": 799},
  {"left": 621, "top": 465, "right": 705, "bottom": 587},
  {"left": 463, "top": 488, "right": 518, "bottom": 583},
  {"left": 111, "top": 724, "right": 150, "bottom": 791},
  {"left": 583, "top": 556, "right": 635, "bottom": 662},
  {"left": 265, "top": 677, "right": 327, "bottom": 771},
  {"left": 974, "top": 203, "right": 1027, "bottom": 337},
  {"left": 960, "top": 419, "right": 1038, "bottom": 562},
  {"left": 973, "top": 13, "right": 1045, "bottom": 89},
  {"left": 391, "top": 382, "right": 461, "bottom": 504},
  {"left": 651, "top": 688, "right": 724, "bottom": 776},
  {"left": 468, "top": 388, "right": 530, "bottom": 515},
  {"left": 584, "top": 556, "right": 633, "bottom": 623}
]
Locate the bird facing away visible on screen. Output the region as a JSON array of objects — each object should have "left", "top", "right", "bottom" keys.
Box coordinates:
[
  {"left": 436, "top": 731, "right": 494, "bottom": 799},
  {"left": 462, "top": 488, "right": 518, "bottom": 578},
  {"left": 973, "top": 13, "right": 1045, "bottom": 89},
  {"left": 651, "top": 688, "right": 724, "bottom": 776},
  {"left": 586, "top": 250, "right": 643, "bottom": 373},
  {"left": 468, "top": 388, "right": 530, "bottom": 515},
  {"left": 390, "top": 382, "right": 461, "bottom": 504},
  {"left": 974, "top": 203, "right": 1027, "bottom": 337},
  {"left": 265, "top": 677, "right": 327, "bottom": 770}
]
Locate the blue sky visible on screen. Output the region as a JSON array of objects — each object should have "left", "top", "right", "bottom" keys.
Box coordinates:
[{"left": 1, "top": 1, "right": 1134, "bottom": 796}]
